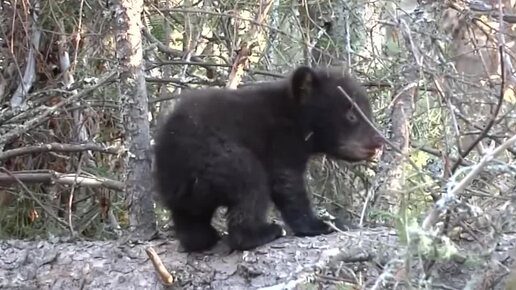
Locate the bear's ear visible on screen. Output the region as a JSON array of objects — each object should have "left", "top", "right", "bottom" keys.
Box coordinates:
[{"left": 289, "top": 66, "right": 319, "bottom": 104}]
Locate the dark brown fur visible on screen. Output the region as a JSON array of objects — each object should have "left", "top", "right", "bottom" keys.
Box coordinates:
[{"left": 154, "top": 66, "right": 383, "bottom": 252}]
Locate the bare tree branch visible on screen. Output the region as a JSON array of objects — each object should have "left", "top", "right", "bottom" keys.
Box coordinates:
[
  {"left": 0, "top": 170, "right": 124, "bottom": 191},
  {"left": 0, "top": 143, "right": 122, "bottom": 161}
]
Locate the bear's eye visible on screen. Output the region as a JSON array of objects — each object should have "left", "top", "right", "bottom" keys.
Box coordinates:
[{"left": 346, "top": 111, "right": 357, "bottom": 123}]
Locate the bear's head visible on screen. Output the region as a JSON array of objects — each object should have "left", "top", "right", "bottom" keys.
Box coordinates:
[{"left": 288, "top": 66, "right": 384, "bottom": 162}]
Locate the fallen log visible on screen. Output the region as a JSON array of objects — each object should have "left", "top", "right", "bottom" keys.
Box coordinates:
[{"left": 0, "top": 227, "right": 514, "bottom": 289}]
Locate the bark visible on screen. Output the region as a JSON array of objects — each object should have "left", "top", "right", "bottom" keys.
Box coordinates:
[
  {"left": 0, "top": 229, "right": 514, "bottom": 289},
  {"left": 113, "top": 0, "right": 156, "bottom": 238},
  {"left": 1, "top": 231, "right": 390, "bottom": 290}
]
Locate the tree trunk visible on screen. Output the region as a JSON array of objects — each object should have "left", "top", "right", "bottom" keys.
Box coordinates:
[{"left": 113, "top": 0, "right": 156, "bottom": 238}]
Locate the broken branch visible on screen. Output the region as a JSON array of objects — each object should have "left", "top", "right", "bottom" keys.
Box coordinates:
[
  {"left": 0, "top": 170, "right": 124, "bottom": 191},
  {"left": 0, "top": 143, "right": 122, "bottom": 161}
]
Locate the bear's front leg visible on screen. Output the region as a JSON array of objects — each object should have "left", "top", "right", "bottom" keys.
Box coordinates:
[{"left": 270, "top": 169, "right": 334, "bottom": 236}]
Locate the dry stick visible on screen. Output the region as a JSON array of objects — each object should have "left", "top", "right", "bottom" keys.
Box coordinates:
[
  {"left": 145, "top": 247, "right": 175, "bottom": 286},
  {"left": 0, "top": 167, "right": 69, "bottom": 229},
  {"left": 0, "top": 143, "right": 121, "bottom": 161},
  {"left": 0, "top": 170, "right": 124, "bottom": 191}
]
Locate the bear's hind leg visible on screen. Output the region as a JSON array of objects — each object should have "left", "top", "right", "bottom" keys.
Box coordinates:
[
  {"left": 224, "top": 167, "right": 285, "bottom": 250},
  {"left": 226, "top": 199, "right": 285, "bottom": 251},
  {"left": 172, "top": 209, "right": 220, "bottom": 252},
  {"left": 193, "top": 142, "right": 285, "bottom": 251}
]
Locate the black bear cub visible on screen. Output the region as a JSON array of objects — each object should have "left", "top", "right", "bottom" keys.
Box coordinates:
[{"left": 154, "top": 66, "right": 383, "bottom": 252}]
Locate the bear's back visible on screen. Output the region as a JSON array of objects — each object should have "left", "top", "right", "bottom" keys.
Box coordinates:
[
  {"left": 159, "top": 82, "right": 291, "bottom": 151},
  {"left": 155, "top": 83, "right": 299, "bottom": 178}
]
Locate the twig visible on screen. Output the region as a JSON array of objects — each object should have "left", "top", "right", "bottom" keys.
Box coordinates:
[{"left": 145, "top": 247, "right": 175, "bottom": 286}]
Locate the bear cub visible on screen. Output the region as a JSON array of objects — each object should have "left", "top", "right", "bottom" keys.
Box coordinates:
[{"left": 154, "top": 66, "right": 383, "bottom": 252}]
